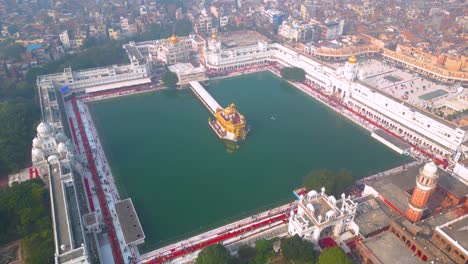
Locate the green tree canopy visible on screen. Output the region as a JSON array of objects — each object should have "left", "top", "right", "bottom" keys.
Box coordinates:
[
  {"left": 317, "top": 247, "right": 352, "bottom": 264},
  {"left": 280, "top": 235, "right": 317, "bottom": 263},
  {"left": 0, "top": 180, "right": 53, "bottom": 264},
  {"left": 195, "top": 244, "right": 236, "bottom": 264},
  {"left": 280, "top": 67, "right": 306, "bottom": 82},
  {"left": 174, "top": 19, "right": 193, "bottom": 36},
  {"left": 162, "top": 71, "right": 179, "bottom": 87},
  {"left": 0, "top": 40, "right": 25, "bottom": 61},
  {"left": 237, "top": 245, "right": 256, "bottom": 262},
  {"left": 253, "top": 239, "right": 274, "bottom": 263},
  {"left": 0, "top": 98, "right": 39, "bottom": 177},
  {"left": 303, "top": 169, "right": 354, "bottom": 196}
]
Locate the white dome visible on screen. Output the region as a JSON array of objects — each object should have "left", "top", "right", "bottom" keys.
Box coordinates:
[
  {"left": 37, "top": 122, "right": 53, "bottom": 138},
  {"left": 57, "top": 142, "right": 68, "bottom": 153},
  {"left": 32, "top": 148, "right": 44, "bottom": 160},
  {"left": 336, "top": 67, "right": 344, "bottom": 76},
  {"left": 47, "top": 155, "right": 59, "bottom": 164},
  {"left": 421, "top": 162, "right": 438, "bottom": 178},
  {"left": 55, "top": 132, "right": 67, "bottom": 143},
  {"left": 32, "top": 137, "right": 41, "bottom": 148}
]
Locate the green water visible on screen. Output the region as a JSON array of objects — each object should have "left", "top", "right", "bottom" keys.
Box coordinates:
[{"left": 88, "top": 71, "right": 410, "bottom": 251}]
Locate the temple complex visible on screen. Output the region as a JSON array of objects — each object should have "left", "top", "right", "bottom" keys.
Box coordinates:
[{"left": 210, "top": 103, "right": 248, "bottom": 142}]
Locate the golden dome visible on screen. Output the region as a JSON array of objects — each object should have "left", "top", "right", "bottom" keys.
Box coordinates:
[
  {"left": 169, "top": 35, "right": 178, "bottom": 44},
  {"left": 211, "top": 33, "right": 217, "bottom": 40},
  {"left": 223, "top": 103, "right": 236, "bottom": 115},
  {"left": 348, "top": 55, "right": 358, "bottom": 64}
]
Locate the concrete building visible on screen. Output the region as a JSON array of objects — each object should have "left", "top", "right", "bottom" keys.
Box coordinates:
[
  {"left": 32, "top": 122, "right": 92, "bottom": 264},
  {"left": 120, "top": 17, "right": 130, "bottom": 32},
  {"left": 194, "top": 9, "right": 213, "bottom": 35},
  {"left": 220, "top": 16, "right": 229, "bottom": 28},
  {"left": 125, "top": 35, "right": 204, "bottom": 65},
  {"left": 453, "top": 158, "right": 468, "bottom": 182},
  {"left": 432, "top": 215, "right": 468, "bottom": 263},
  {"left": 59, "top": 30, "right": 71, "bottom": 49},
  {"left": 168, "top": 63, "right": 206, "bottom": 85},
  {"left": 321, "top": 20, "right": 344, "bottom": 40},
  {"left": 355, "top": 162, "right": 467, "bottom": 263},
  {"left": 255, "top": 9, "right": 287, "bottom": 36},
  {"left": 36, "top": 63, "right": 150, "bottom": 98},
  {"left": 278, "top": 19, "right": 321, "bottom": 43},
  {"left": 288, "top": 188, "right": 358, "bottom": 245},
  {"left": 300, "top": 1, "right": 317, "bottom": 21}
]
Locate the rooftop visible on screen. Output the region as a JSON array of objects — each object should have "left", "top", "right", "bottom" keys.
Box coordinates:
[
  {"left": 49, "top": 162, "right": 72, "bottom": 254},
  {"left": 114, "top": 198, "right": 145, "bottom": 246},
  {"left": 363, "top": 231, "right": 426, "bottom": 264},
  {"left": 354, "top": 196, "right": 393, "bottom": 237},
  {"left": 373, "top": 129, "right": 411, "bottom": 151},
  {"left": 367, "top": 164, "right": 468, "bottom": 213},
  {"left": 216, "top": 30, "right": 270, "bottom": 48},
  {"left": 438, "top": 214, "right": 468, "bottom": 253},
  {"left": 168, "top": 63, "right": 205, "bottom": 75}
]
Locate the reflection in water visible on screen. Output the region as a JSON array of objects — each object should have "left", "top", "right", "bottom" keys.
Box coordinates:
[{"left": 225, "top": 140, "right": 240, "bottom": 153}]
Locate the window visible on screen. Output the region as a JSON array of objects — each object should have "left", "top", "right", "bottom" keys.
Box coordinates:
[{"left": 446, "top": 245, "right": 452, "bottom": 252}]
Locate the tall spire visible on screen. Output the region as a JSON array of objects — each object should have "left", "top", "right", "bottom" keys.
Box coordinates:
[{"left": 405, "top": 162, "right": 439, "bottom": 223}]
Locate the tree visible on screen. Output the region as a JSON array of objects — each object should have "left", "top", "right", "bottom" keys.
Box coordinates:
[
  {"left": 281, "top": 235, "right": 317, "bottom": 263},
  {"left": 303, "top": 169, "right": 334, "bottom": 194},
  {"left": 195, "top": 244, "right": 236, "bottom": 264},
  {"left": 303, "top": 169, "right": 354, "bottom": 196},
  {"left": 237, "top": 245, "right": 256, "bottom": 262},
  {"left": 280, "top": 67, "right": 306, "bottom": 82},
  {"left": 0, "top": 99, "right": 39, "bottom": 177},
  {"left": 253, "top": 239, "right": 274, "bottom": 263},
  {"left": 174, "top": 19, "right": 193, "bottom": 36},
  {"left": 317, "top": 247, "right": 352, "bottom": 264},
  {"left": 0, "top": 40, "right": 25, "bottom": 61},
  {"left": 162, "top": 71, "right": 179, "bottom": 87},
  {"left": 0, "top": 180, "right": 53, "bottom": 264}
]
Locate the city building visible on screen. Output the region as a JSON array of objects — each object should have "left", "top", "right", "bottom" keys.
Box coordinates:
[
  {"left": 168, "top": 63, "right": 206, "bottom": 84},
  {"left": 32, "top": 122, "right": 93, "bottom": 264},
  {"left": 278, "top": 19, "right": 321, "bottom": 43},
  {"left": 36, "top": 63, "right": 150, "bottom": 98},
  {"left": 254, "top": 9, "right": 287, "bottom": 36},
  {"left": 194, "top": 9, "right": 213, "bottom": 35},
  {"left": 321, "top": 20, "right": 344, "bottom": 40},
  {"left": 59, "top": 30, "right": 71, "bottom": 49},
  {"left": 288, "top": 188, "right": 358, "bottom": 245},
  {"left": 356, "top": 162, "right": 468, "bottom": 263},
  {"left": 125, "top": 35, "right": 203, "bottom": 65},
  {"left": 383, "top": 44, "right": 468, "bottom": 84},
  {"left": 300, "top": 1, "right": 317, "bottom": 21},
  {"left": 120, "top": 17, "right": 130, "bottom": 32}
]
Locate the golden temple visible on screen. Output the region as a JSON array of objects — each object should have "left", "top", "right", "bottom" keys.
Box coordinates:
[{"left": 209, "top": 103, "right": 248, "bottom": 142}]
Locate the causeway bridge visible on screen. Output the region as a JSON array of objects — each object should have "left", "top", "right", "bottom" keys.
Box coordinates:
[{"left": 188, "top": 81, "right": 221, "bottom": 114}]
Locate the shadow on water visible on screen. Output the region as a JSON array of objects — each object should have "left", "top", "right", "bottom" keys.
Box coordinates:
[{"left": 279, "top": 80, "right": 298, "bottom": 95}]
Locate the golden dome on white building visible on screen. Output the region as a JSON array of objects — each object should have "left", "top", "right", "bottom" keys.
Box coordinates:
[{"left": 348, "top": 55, "right": 358, "bottom": 64}]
